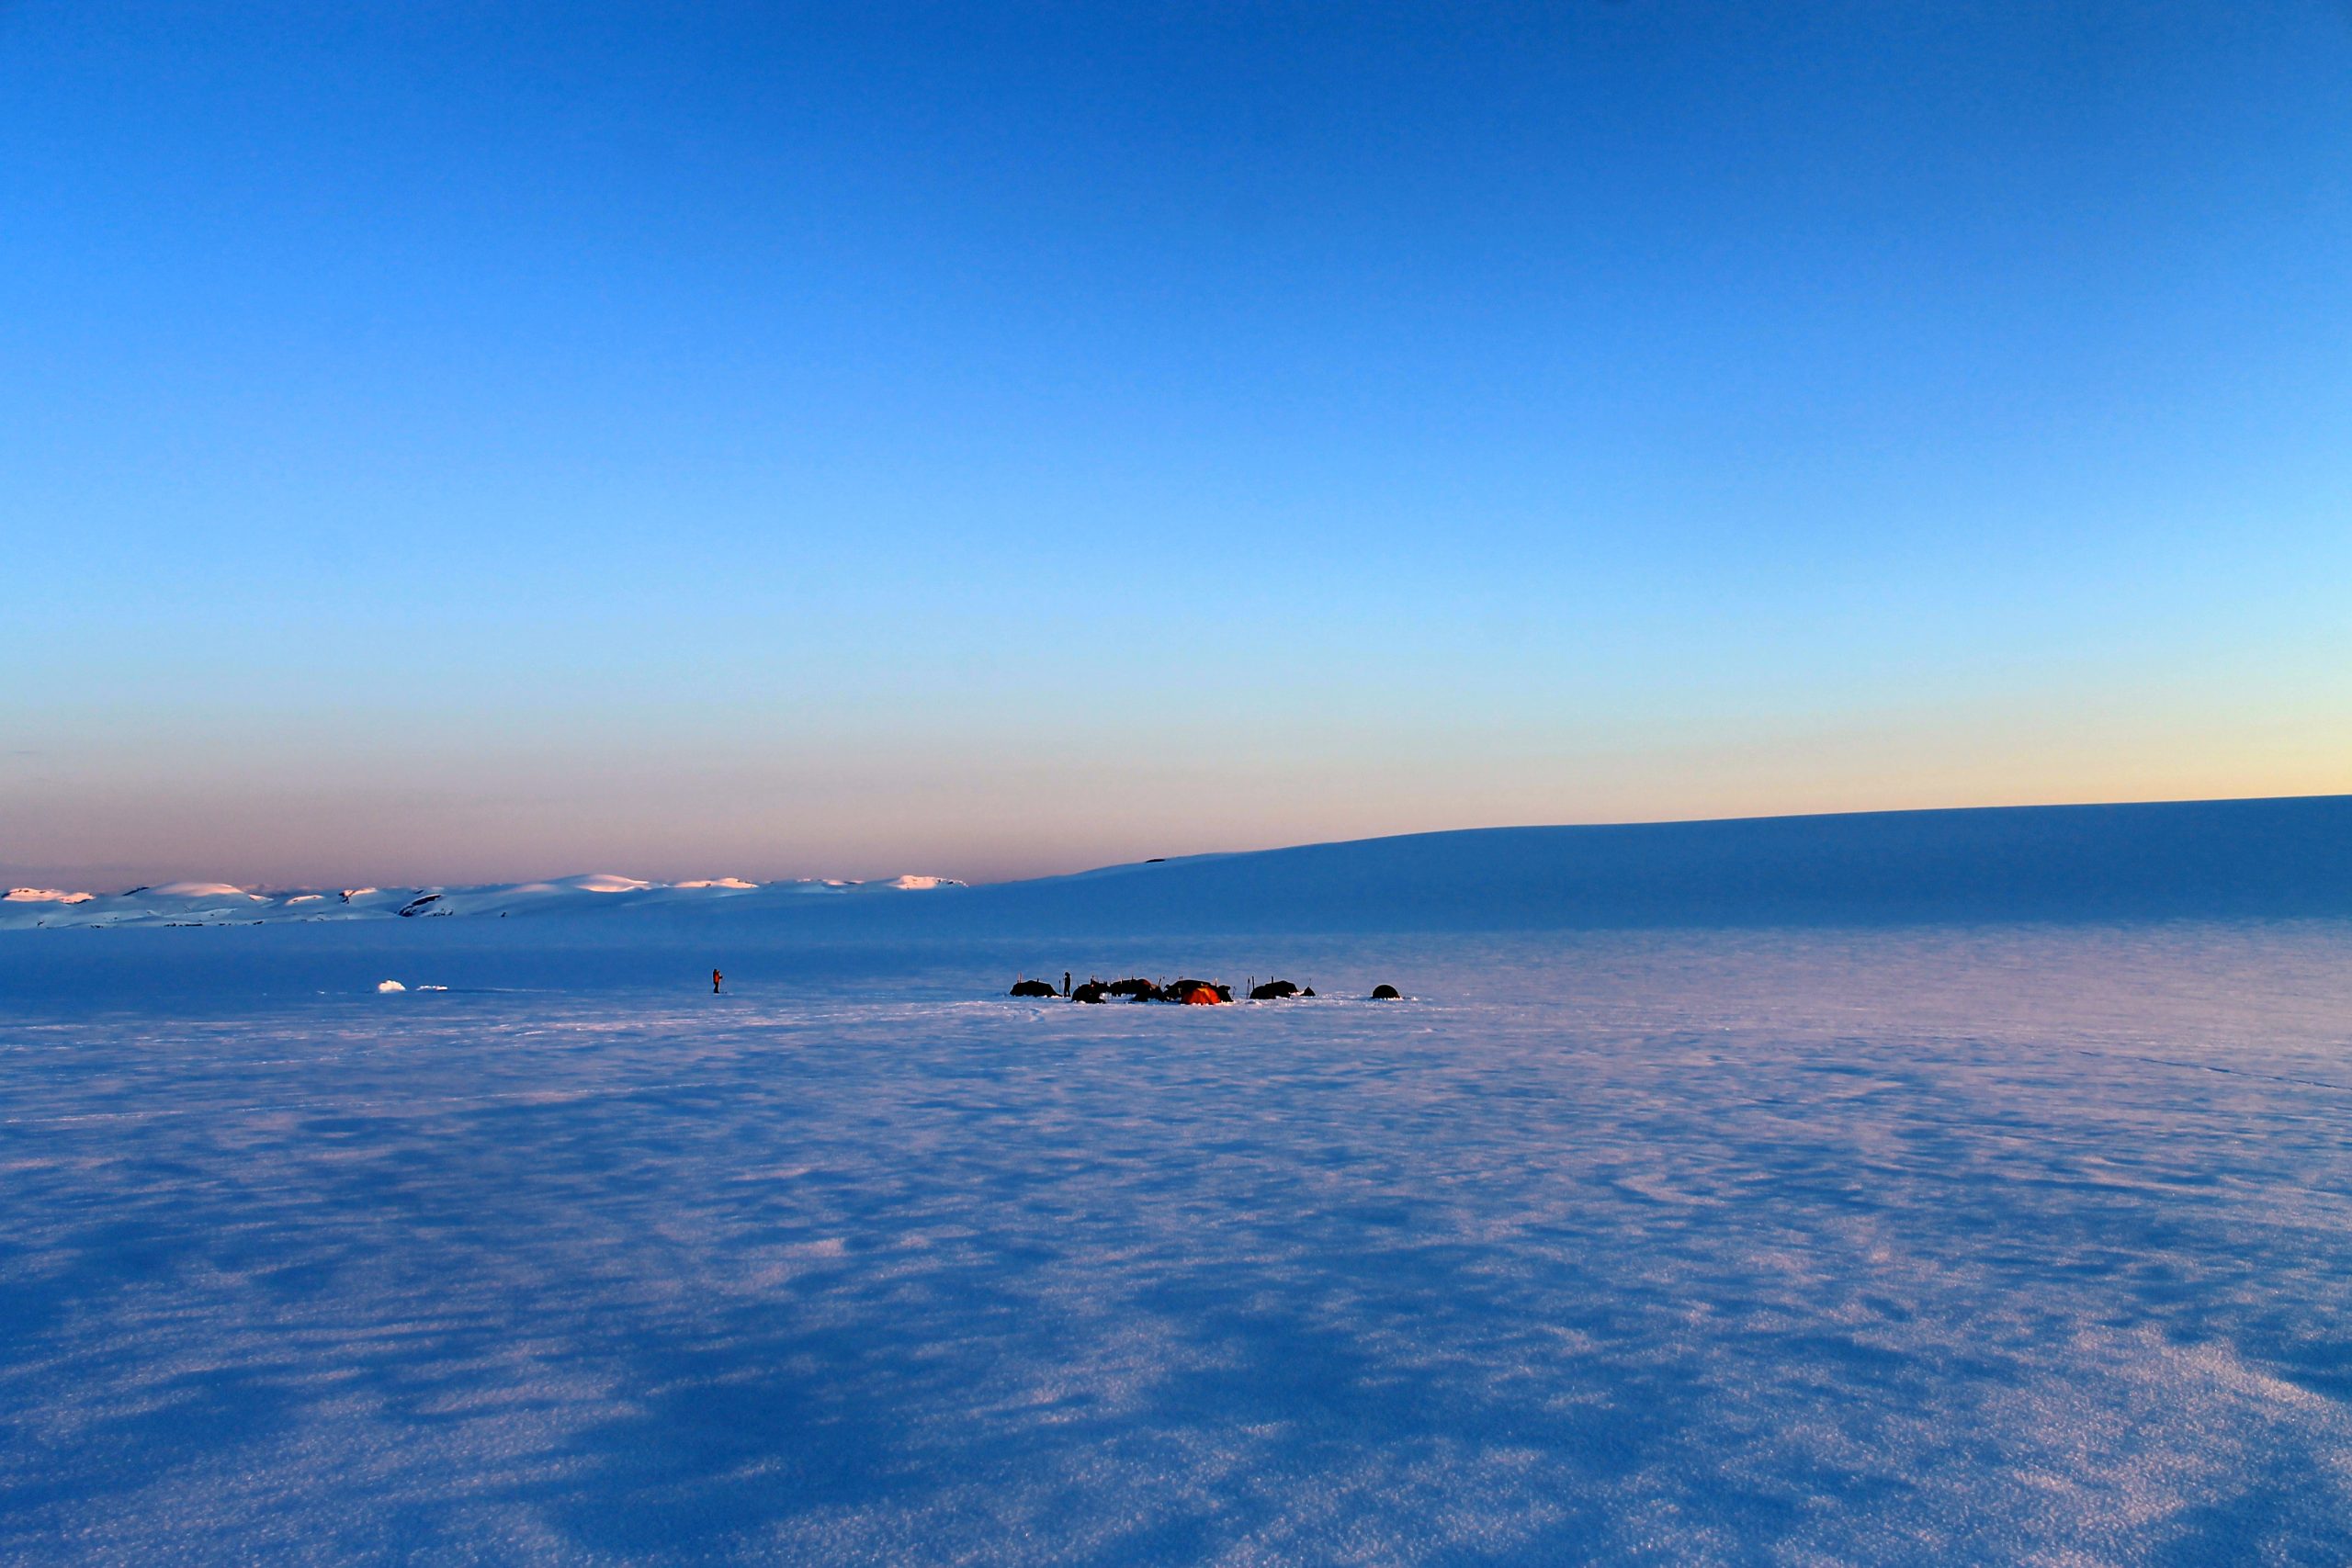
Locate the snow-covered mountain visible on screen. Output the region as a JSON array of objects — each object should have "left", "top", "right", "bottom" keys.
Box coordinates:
[{"left": 0, "top": 872, "right": 965, "bottom": 930}]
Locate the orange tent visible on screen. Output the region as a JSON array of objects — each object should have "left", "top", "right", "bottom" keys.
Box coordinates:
[{"left": 1181, "top": 986, "right": 1223, "bottom": 1005}]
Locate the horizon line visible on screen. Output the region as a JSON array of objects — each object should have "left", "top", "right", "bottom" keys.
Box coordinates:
[{"left": 11, "top": 789, "right": 2346, "bottom": 900}]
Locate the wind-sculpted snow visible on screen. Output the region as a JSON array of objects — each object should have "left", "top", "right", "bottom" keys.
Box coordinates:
[{"left": 5, "top": 924, "right": 2352, "bottom": 1564}]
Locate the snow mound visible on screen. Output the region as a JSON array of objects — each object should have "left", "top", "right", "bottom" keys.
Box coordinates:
[{"left": 552, "top": 874, "right": 654, "bottom": 894}]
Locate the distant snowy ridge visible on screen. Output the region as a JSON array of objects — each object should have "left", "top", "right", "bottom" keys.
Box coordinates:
[
  {"left": 924, "top": 795, "right": 2352, "bottom": 932},
  {"left": 8, "top": 795, "right": 2348, "bottom": 934},
  {"left": 954, "top": 795, "right": 2352, "bottom": 932},
  {"left": 0, "top": 872, "right": 966, "bottom": 930}
]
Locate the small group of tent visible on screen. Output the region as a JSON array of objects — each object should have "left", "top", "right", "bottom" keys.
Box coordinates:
[
  {"left": 1010, "top": 976, "right": 1404, "bottom": 1003},
  {"left": 1011, "top": 976, "right": 1236, "bottom": 1004}
]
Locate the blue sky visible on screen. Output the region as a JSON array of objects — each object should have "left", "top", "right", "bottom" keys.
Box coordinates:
[{"left": 5, "top": 1, "right": 2349, "bottom": 886}]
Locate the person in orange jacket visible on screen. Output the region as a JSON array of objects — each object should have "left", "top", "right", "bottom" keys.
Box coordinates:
[{"left": 712, "top": 968, "right": 723, "bottom": 994}]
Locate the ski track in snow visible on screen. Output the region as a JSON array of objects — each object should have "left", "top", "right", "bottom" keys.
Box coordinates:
[{"left": 3, "top": 926, "right": 2352, "bottom": 1565}]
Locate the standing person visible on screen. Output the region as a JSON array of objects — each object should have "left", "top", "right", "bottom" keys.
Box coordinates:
[
  {"left": 1062, "top": 971, "right": 1072, "bottom": 998},
  {"left": 712, "top": 968, "right": 723, "bottom": 995}
]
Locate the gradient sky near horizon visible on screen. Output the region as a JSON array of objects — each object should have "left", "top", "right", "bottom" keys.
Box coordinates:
[{"left": 6, "top": 1, "right": 2350, "bottom": 888}]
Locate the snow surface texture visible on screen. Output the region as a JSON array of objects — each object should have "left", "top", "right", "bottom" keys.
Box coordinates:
[{"left": 6, "top": 924, "right": 2352, "bottom": 1565}]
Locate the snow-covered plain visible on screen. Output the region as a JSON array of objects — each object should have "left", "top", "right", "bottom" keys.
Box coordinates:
[{"left": 6, "top": 918, "right": 2352, "bottom": 1565}]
